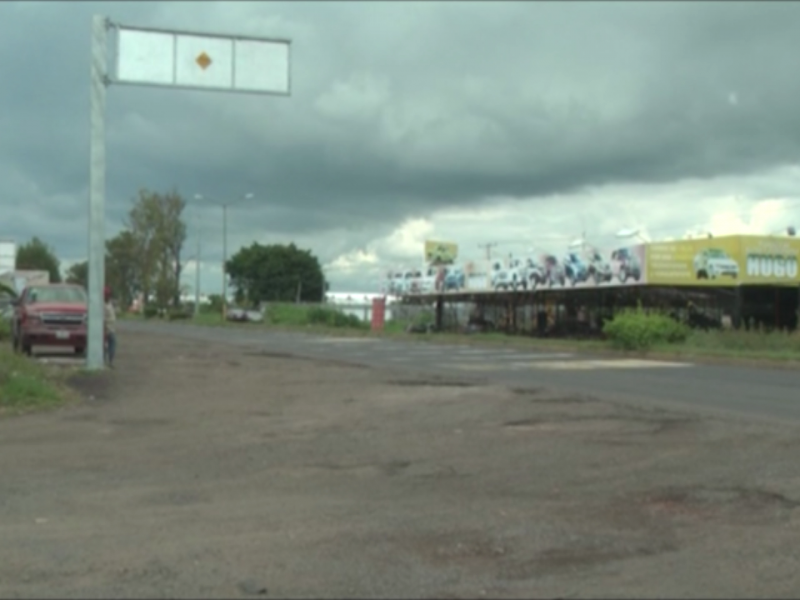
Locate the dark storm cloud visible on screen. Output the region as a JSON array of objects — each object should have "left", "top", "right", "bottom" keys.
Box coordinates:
[{"left": 2, "top": 1, "right": 800, "bottom": 263}]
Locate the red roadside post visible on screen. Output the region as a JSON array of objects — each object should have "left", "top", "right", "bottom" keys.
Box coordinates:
[{"left": 371, "top": 296, "right": 386, "bottom": 332}]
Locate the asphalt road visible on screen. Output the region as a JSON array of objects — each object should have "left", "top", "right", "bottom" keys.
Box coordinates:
[{"left": 122, "top": 321, "right": 800, "bottom": 424}]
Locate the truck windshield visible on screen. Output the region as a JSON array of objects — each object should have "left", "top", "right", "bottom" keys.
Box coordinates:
[{"left": 28, "top": 286, "right": 87, "bottom": 304}]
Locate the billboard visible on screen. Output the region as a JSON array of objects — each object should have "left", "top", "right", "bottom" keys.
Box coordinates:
[
  {"left": 646, "top": 235, "right": 800, "bottom": 287},
  {"left": 424, "top": 240, "right": 458, "bottom": 266},
  {"left": 0, "top": 240, "right": 15, "bottom": 276},
  {"left": 389, "top": 240, "right": 648, "bottom": 294},
  {"left": 384, "top": 234, "right": 800, "bottom": 295}
]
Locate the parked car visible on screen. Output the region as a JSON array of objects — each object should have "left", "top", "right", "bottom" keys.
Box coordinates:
[
  {"left": 490, "top": 257, "right": 528, "bottom": 291},
  {"left": 584, "top": 249, "right": 613, "bottom": 285},
  {"left": 540, "top": 254, "right": 566, "bottom": 287},
  {"left": 693, "top": 248, "right": 739, "bottom": 280},
  {"left": 525, "top": 257, "right": 547, "bottom": 289},
  {"left": 441, "top": 266, "right": 466, "bottom": 291},
  {"left": 226, "top": 308, "right": 264, "bottom": 323},
  {"left": 11, "top": 283, "right": 88, "bottom": 356},
  {"left": 562, "top": 252, "right": 590, "bottom": 286},
  {"left": 609, "top": 247, "right": 642, "bottom": 283}
]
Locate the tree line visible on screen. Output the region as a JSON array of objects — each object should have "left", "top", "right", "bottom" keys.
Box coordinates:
[{"left": 11, "top": 189, "right": 327, "bottom": 309}]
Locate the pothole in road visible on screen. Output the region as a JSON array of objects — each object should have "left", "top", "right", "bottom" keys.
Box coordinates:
[
  {"left": 387, "top": 379, "right": 476, "bottom": 388},
  {"left": 503, "top": 414, "right": 697, "bottom": 436},
  {"left": 503, "top": 417, "right": 654, "bottom": 435},
  {"left": 510, "top": 388, "right": 595, "bottom": 404},
  {"left": 500, "top": 536, "right": 677, "bottom": 581},
  {"left": 641, "top": 486, "right": 800, "bottom": 523},
  {"left": 243, "top": 351, "right": 303, "bottom": 360}
]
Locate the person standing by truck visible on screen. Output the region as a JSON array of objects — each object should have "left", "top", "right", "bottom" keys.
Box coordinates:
[{"left": 104, "top": 286, "right": 117, "bottom": 368}]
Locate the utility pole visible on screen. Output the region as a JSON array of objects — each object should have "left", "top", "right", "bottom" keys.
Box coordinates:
[
  {"left": 222, "top": 203, "right": 228, "bottom": 321},
  {"left": 478, "top": 242, "right": 498, "bottom": 261},
  {"left": 194, "top": 233, "right": 201, "bottom": 317},
  {"left": 194, "top": 193, "right": 254, "bottom": 322}
]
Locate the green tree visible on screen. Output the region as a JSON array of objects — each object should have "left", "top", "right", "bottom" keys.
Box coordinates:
[
  {"left": 226, "top": 243, "right": 326, "bottom": 305},
  {"left": 106, "top": 230, "right": 140, "bottom": 311},
  {"left": 126, "top": 188, "right": 187, "bottom": 308},
  {"left": 64, "top": 260, "right": 88, "bottom": 288},
  {"left": 15, "top": 237, "right": 61, "bottom": 283}
]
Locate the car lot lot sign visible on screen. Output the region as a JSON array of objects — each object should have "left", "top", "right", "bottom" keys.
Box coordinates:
[{"left": 645, "top": 235, "right": 800, "bottom": 287}]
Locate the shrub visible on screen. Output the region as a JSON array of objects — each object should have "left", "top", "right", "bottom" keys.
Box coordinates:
[
  {"left": 603, "top": 307, "right": 689, "bottom": 351},
  {"left": 142, "top": 305, "right": 159, "bottom": 319},
  {"left": 265, "top": 303, "right": 366, "bottom": 330},
  {"left": 306, "top": 306, "right": 364, "bottom": 329},
  {"left": 0, "top": 319, "right": 10, "bottom": 342},
  {"left": 167, "top": 308, "right": 192, "bottom": 321}
]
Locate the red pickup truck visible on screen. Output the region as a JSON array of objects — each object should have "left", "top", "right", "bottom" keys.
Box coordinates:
[{"left": 11, "top": 284, "right": 88, "bottom": 356}]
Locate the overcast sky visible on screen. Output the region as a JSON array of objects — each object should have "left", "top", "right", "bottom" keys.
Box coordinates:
[{"left": 2, "top": 1, "right": 800, "bottom": 294}]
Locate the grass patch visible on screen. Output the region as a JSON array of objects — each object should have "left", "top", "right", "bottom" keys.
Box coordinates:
[
  {"left": 0, "top": 320, "right": 78, "bottom": 414},
  {"left": 0, "top": 344, "right": 73, "bottom": 415}
]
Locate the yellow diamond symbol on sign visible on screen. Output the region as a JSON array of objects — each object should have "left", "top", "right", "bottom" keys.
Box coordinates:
[{"left": 196, "top": 52, "right": 212, "bottom": 70}]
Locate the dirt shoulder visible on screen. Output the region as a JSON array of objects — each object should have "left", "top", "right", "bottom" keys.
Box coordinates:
[{"left": 2, "top": 330, "right": 799, "bottom": 598}]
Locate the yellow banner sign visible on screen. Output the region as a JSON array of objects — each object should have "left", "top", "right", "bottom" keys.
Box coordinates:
[
  {"left": 424, "top": 240, "right": 458, "bottom": 265},
  {"left": 645, "top": 235, "right": 800, "bottom": 286}
]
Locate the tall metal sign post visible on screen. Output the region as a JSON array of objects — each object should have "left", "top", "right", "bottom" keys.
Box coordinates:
[{"left": 88, "top": 15, "right": 292, "bottom": 369}]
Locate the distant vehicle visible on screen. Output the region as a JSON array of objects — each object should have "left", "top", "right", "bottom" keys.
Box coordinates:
[
  {"left": 387, "top": 269, "right": 431, "bottom": 295},
  {"left": 584, "top": 249, "right": 613, "bottom": 285},
  {"left": 11, "top": 284, "right": 88, "bottom": 356},
  {"left": 490, "top": 258, "right": 528, "bottom": 291},
  {"left": 525, "top": 257, "right": 547, "bottom": 289},
  {"left": 540, "top": 255, "right": 566, "bottom": 287},
  {"left": 441, "top": 266, "right": 466, "bottom": 291},
  {"left": 694, "top": 248, "right": 739, "bottom": 280},
  {"left": 609, "top": 247, "right": 642, "bottom": 283},
  {"left": 226, "top": 308, "right": 264, "bottom": 323},
  {"left": 562, "top": 252, "right": 590, "bottom": 286}
]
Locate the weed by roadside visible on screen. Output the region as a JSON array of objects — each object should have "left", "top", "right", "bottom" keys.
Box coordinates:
[
  {"left": 0, "top": 349, "right": 73, "bottom": 413},
  {"left": 0, "top": 320, "right": 77, "bottom": 414}
]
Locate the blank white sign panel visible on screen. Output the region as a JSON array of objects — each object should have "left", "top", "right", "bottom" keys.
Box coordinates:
[
  {"left": 114, "top": 25, "right": 291, "bottom": 95},
  {"left": 116, "top": 29, "right": 174, "bottom": 85}
]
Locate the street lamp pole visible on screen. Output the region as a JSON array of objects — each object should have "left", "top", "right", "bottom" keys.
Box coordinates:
[
  {"left": 195, "top": 192, "right": 254, "bottom": 321},
  {"left": 194, "top": 230, "right": 201, "bottom": 317},
  {"left": 222, "top": 202, "right": 228, "bottom": 321}
]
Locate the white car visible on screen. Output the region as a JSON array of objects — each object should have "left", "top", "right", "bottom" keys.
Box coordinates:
[
  {"left": 693, "top": 248, "right": 739, "bottom": 280},
  {"left": 490, "top": 258, "right": 528, "bottom": 291}
]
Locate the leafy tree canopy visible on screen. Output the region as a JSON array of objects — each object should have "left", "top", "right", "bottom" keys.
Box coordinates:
[
  {"left": 226, "top": 242, "right": 326, "bottom": 305},
  {"left": 16, "top": 237, "right": 61, "bottom": 283}
]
